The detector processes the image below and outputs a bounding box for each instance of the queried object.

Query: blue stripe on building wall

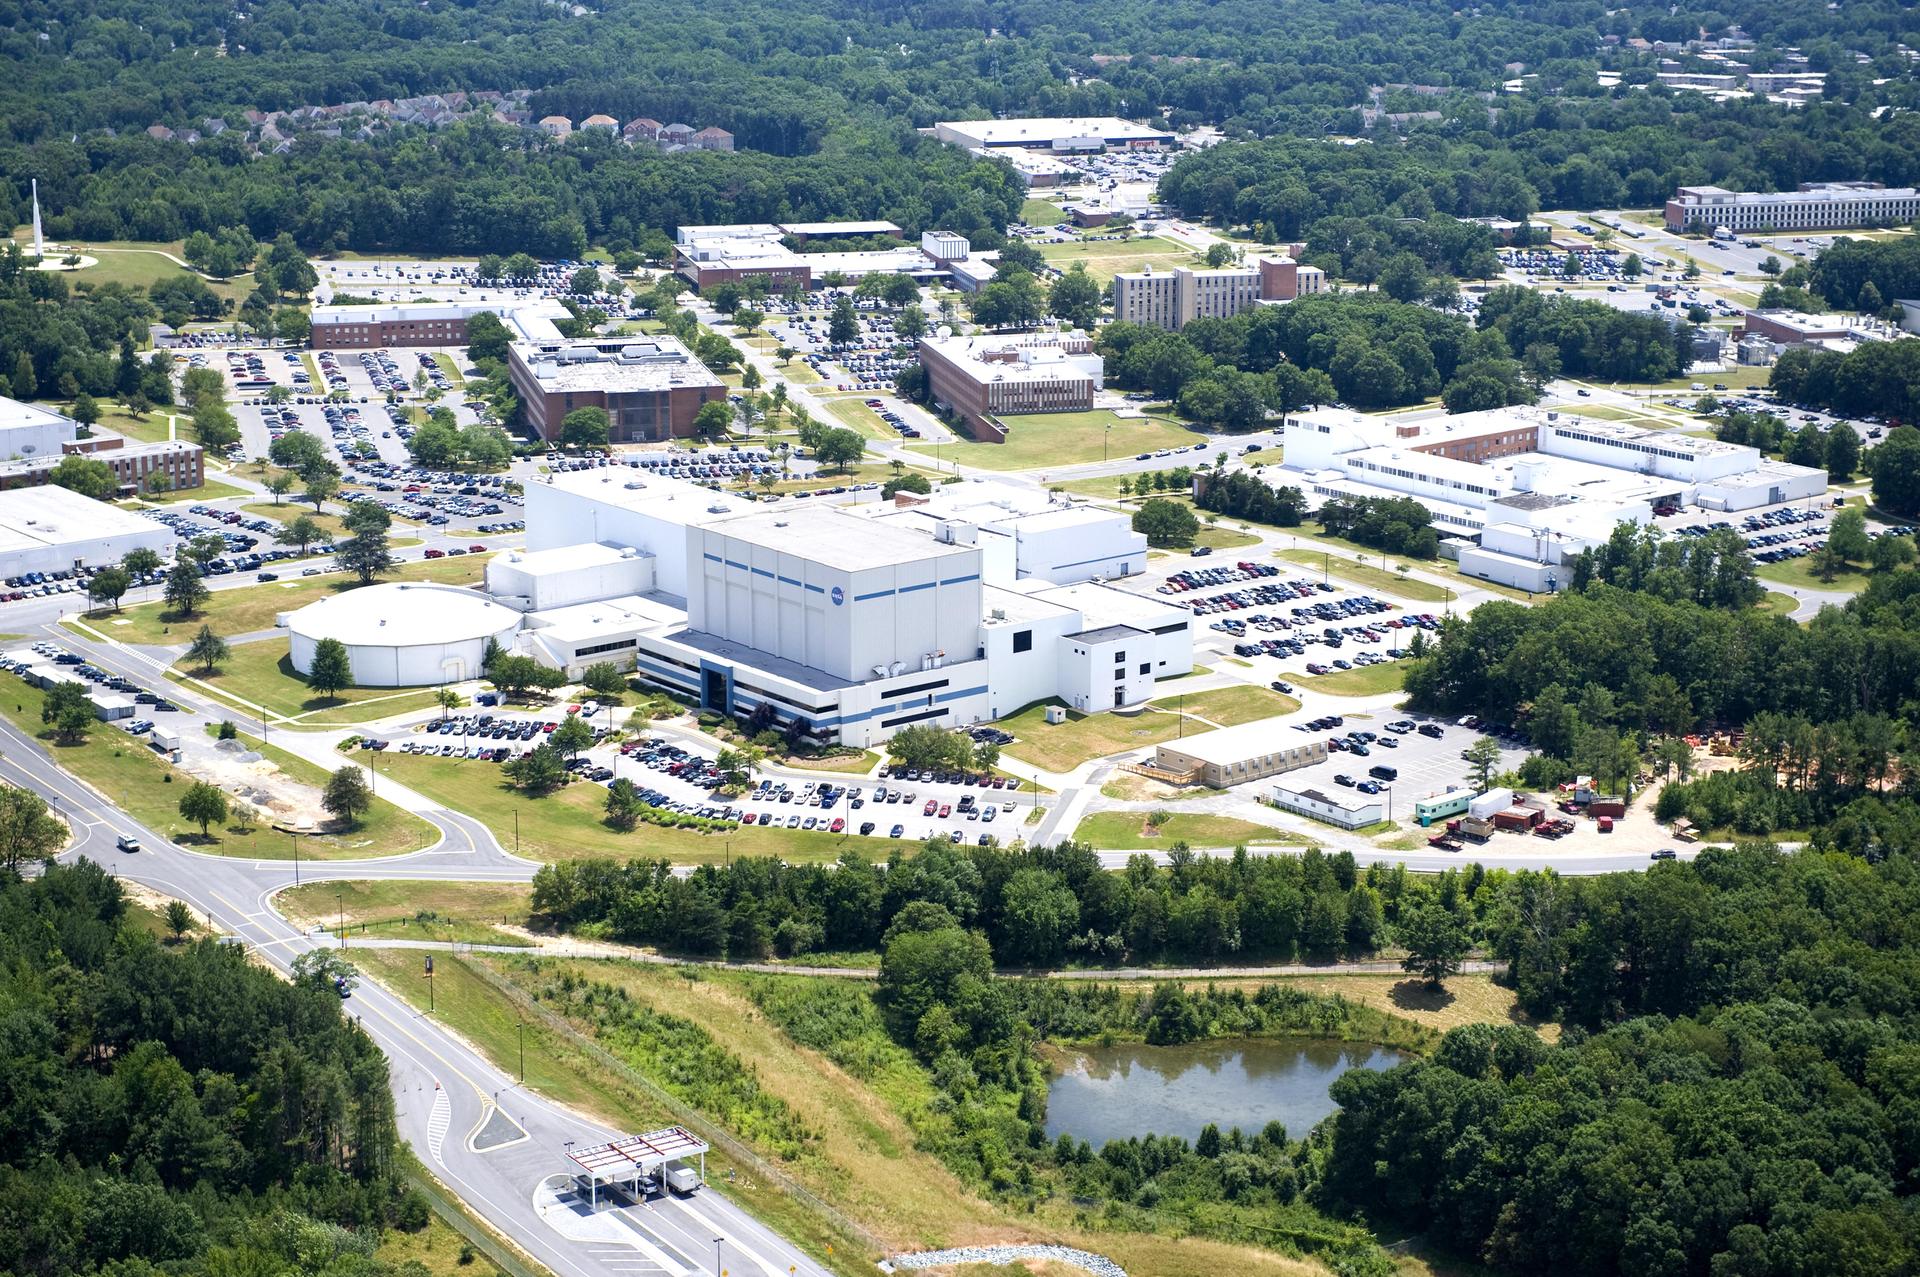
[777,575,801,587]
[804,583,825,595]
[702,553,722,564]
[897,581,935,594]
[750,567,774,579]
[940,573,980,586]
[854,588,893,601]
[725,559,748,571]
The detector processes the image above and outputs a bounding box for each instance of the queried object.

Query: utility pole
[518,1018,525,1083]
[425,953,434,1013]
[292,832,300,885]
[337,888,346,948]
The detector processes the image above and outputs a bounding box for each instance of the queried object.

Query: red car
[938,803,951,818]
[741,813,757,825]
[829,818,845,833]
[423,548,445,559]
[923,799,938,816]
[469,544,486,553]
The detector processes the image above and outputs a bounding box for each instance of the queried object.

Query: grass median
[1274,548,1454,603]
[1000,685,1298,773]
[1295,662,1408,697]
[175,636,449,725]
[1072,811,1309,851]
[279,879,534,945]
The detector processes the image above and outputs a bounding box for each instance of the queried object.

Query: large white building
[285,582,523,687]
[0,398,80,464]
[483,467,1190,745]
[1664,182,1920,232]
[0,486,172,578]
[931,117,1176,151]
[1268,406,1827,591]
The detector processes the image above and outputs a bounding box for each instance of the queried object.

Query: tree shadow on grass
[1388,978,1457,1016]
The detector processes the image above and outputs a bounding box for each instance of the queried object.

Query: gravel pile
[890,1245,1126,1277]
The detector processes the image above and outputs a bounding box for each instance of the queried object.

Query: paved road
[1,712,830,1277]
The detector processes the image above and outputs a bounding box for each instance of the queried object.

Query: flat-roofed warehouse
[1152,718,1328,789]
[932,116,1175,150]
[0,485,172,578]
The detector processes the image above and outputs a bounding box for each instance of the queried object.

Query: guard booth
[566,1127,710,1209]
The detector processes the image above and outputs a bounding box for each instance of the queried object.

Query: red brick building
[506,337,727,443]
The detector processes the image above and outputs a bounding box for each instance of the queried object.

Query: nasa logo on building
[830,585,845,606]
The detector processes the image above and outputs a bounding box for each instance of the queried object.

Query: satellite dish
[936,324,954,339]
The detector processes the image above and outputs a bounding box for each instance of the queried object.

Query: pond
[1043,1038,1407,1147]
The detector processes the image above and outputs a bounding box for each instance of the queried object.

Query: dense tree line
[1159,89,1920,237]
[0,246,173,407]
[1802,234,1920,312]
[1317,494,1441,559]
[0,861,422,1277]
[1566,522,1764,610]
[1475,285,1694,385]
[12,122,1024,260]
[530,841,1498,966]
[1769,340,1920,424]
[1097,292,1509,416]
[1322,842,1920,1276]
[1193,470,1309,528]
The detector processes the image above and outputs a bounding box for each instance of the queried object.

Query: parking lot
[361,709,1030,847]
[1269,712,1531,819]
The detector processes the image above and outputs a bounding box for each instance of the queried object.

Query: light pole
[517,1017,525,1083]
[336,887,346,948]
[292,832,301,885]
[513,808,520,854]
[714,1237,725,1277]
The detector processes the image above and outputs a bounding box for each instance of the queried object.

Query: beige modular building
[1152,718,1328,788]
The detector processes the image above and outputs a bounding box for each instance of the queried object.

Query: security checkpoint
[566,1127,710,1208]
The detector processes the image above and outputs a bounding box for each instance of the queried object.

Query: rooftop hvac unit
[991,607,1006,621]
[873,665,890,679]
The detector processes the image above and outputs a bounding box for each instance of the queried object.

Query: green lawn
[362,751,874,864]
[819,396,903,442]
[125,474,254,505]
[1072,810,1309,851]
[0,673,429,858]
[1280,523,1537,603]
[1275,548,1455,603]
[278,879,534,946]
[1150,683,1300,727]
[431,353,465,386]
[62,400,179,445]
[995,688,1293,774]
[1020,198,1068,225]
[16,238,255,308]
[1296,662,1408,697]
[74,554,491,645]
[908,410,1208,472]
[1035,235,1191,285]
[176,637,451,726]
[1759,591,1800,617]
[1755,556,1873,593]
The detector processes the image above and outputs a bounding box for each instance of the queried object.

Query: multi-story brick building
[916,332,1102,441]
[506,337,727,444]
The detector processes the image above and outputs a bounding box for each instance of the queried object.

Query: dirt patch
[174,736,330,828]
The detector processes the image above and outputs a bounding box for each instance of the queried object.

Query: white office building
[1266,406,1827,591]
[1665,182,1920,232]
[485,468,1191,745]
